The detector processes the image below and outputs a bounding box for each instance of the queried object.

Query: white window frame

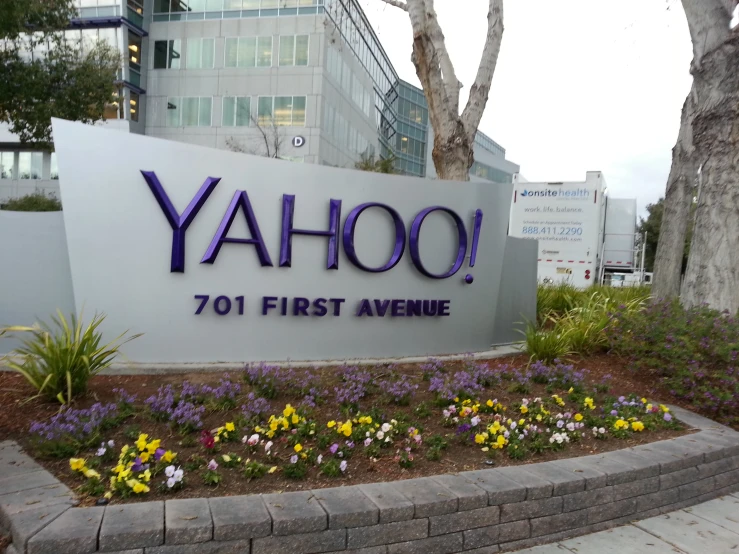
[279,34,309,66]
[166,96,213,127]
[186,38,215,69]
[222,96,252,127]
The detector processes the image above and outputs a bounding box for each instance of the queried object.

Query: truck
[508,171,639,288]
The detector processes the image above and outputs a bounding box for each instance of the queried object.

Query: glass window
[205,0,223,9]
[50,153,59,180]
[235,97,251,126]
[274,96,292,125]
[222,97,235,126]
[292,96,306,126]
[256,36,272,66]
[129,91,139,122]
[295,34,308,65]
[224,0,243,7]
[238,37,256,67]
[225,37,238,66]
[0,152,14,179]
[128,32,141,70]
[261,0,278,7]
[257,96,273,126]
[186,38,213,69]
[202,38,215,68]
[153,40,181,69]
[18,152,42,179]
[199,97,212,125]
[167,97,181,126]
[242,0,259,7]
[182,97,200,125]
[279,35,294,66]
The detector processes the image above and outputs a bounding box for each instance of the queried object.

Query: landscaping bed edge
[2,404,739,554]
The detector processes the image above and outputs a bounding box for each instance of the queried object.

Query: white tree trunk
[379,0,504,181]
[652,91,696,300]
[679,0,739,311]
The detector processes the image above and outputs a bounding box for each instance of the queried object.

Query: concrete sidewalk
[514,493,739,553]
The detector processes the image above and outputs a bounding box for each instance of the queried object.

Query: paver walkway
[514,493,739,553]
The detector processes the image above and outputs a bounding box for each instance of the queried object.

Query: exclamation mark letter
[465,209,483,284]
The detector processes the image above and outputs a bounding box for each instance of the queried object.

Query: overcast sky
[359,0,694,218]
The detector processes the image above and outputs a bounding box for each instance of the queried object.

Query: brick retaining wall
[2,405,739,554]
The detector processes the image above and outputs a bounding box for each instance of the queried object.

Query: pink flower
[207,459,218,471]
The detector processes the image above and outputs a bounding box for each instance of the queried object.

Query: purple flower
[556,420,565,428]
[290,455,298,464]
[154,448,166,462]
[610,410,618,416]
[329,443,339,454]
[207,459,218,471]
[363,438,372,447]
[664,413,672,422]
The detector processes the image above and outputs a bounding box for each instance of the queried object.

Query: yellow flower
[660,405,670,413]
[223,455,232,462]
[520,405,528,414]
[631,421,645,432]
[146,439,161,454]
[139,451,150,463]
[614,419,628,430]
[519,419,525,426]
[127,480,150,494]
[269,420,279,432]
[225,422,236,432]
[268,466,278,474]
[327,420,336,428]
[486,400,494,407]
[83,468,100,479]
[283,405,295,418]
[568,387,574,393]
[574,413,583,422]
[135,434,149,451]
[454,397,459,402]
[584,397,595,410]
[496,435,507,447]
[161,451,176,463]
[536,414,543,422]
[119,468,132,479]
[69,458,86,472]
[474,433,487,444]
[104,492,113,500]
[141,469,152,482]
[294,444,303,453]
[121,445,129,455]
[291,414,299,425]
[641,398,647,404]
[113,464,125,474]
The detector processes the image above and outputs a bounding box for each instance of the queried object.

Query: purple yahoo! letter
[141,170,221,273]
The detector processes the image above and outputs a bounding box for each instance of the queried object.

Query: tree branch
[377,0,408,11]
[680,0,732,65]
[461,0,503,139]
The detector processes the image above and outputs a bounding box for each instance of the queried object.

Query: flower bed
[9,357,688,504]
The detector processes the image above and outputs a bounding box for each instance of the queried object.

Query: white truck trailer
[509,171,607,288]
[509,172,640,288]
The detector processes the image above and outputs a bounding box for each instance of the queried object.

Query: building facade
[0,0,519,202]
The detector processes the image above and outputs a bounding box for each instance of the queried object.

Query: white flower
[518,434,524,441]
[247,434,259,446]
[442,410,450,418]
[384,437,391,443]
[265,441,273,452]
[96,447,107,457]
[317,454,323,465]
[167,478,176,488]
[107,440,115,448]
[376,431,385,440]
[471,416,481,427]
[340,460,348,473]
[509,421,517,430]
[381,423,392,433]
[566,422,575,432]
[599,427,606,434]
[165,465,176,478]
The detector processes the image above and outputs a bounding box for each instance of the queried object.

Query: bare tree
[674,0,739,311]
[378,0,504,181]
[225,116,285,158]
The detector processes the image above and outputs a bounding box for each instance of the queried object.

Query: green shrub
[521,319,574,363]
[2,311,141,404]
[609,300,739,425]
[0,191,62,211]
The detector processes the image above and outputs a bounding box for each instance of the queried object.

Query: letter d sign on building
[292,136,305,148]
